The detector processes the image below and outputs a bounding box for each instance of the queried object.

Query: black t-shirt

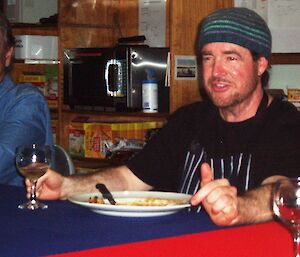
[127,98,300,194]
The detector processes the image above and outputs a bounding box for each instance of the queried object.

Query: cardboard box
[83,121,165,159]
[287,86,300,107]
[68,123,85,157]
[288,87,300,101]
[44,66,58,109]
[19,73,47,95]
[14,35,58,60]
[84,123,122,159]
[19,67,58,110]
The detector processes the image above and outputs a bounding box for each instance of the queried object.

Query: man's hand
[190,163,239,226]
[25,169,66,200]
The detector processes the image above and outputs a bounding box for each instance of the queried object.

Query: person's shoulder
[1,75,43,100]
[13,82,45,102]
[14,82,43,95]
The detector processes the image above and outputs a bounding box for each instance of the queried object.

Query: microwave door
[129,47,169,112]
[63,48,111,111]
[70,60,107,107]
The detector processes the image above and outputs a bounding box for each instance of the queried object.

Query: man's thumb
[200,163,212,186]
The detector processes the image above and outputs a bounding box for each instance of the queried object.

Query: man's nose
[212,59,226,77]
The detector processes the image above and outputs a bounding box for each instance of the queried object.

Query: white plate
[68,191,192,217]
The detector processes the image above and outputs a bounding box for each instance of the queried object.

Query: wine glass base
[18,201,48,210]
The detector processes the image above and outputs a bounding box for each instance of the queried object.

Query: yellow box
[19,74,46,83]
[84,123,119,159]
[83,121,164,159]
[288,87,300,101]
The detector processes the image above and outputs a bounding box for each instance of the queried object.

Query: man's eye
[202,56,212,62]
[227,56,237,61]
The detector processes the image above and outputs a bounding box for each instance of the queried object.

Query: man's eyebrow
[201,50,212,55]
[223,50,242,58]
[201,50,243,59]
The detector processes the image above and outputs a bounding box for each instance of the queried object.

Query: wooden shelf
[60,22,115,29]
[12,24,58,36]
[62,109,169,119]
[271,53,300,65]
[14,59,59,64]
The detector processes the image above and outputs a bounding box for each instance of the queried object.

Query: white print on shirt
[180,145,252,212]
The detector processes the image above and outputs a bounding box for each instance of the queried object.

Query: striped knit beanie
[198,7,272,59]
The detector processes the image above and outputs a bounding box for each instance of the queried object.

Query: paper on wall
[234,0,300,53]
[139,0,166,47]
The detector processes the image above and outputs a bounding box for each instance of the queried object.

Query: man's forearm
[235,183,274,225]
[61,165,152,198]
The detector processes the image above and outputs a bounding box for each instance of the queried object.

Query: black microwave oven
[63,46,170,112]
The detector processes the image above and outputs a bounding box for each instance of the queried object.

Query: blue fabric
[0,75,53,186]
[198,7,272,59]
[0,185,220,257]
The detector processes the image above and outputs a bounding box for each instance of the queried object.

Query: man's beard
[208,91,242,109]
[204,76,259,110]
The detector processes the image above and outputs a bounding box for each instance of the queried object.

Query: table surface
[0,184,293,257]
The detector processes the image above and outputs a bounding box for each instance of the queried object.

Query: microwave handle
[105,60,122,97]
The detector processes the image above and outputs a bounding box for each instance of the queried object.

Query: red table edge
[46,221,293,257]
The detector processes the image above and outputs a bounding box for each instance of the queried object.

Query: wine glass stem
[30,181,37,204]
[293,232,300,257]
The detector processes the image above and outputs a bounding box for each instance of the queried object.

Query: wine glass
[273,177,300,257]
[16,144,51,210]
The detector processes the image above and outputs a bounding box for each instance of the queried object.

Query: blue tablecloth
[0,184,219,257]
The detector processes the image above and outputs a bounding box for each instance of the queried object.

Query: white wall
[268,65,300,94]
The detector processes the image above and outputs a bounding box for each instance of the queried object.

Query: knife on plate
[96,183,116,205]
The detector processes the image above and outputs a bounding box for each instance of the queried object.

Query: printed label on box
[69,123,85,157]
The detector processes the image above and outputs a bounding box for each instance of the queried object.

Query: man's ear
[257,56,269,76]
[5,47,14,67]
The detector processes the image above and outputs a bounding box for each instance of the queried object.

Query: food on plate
[89,196,105,204]
[88,196,188,206]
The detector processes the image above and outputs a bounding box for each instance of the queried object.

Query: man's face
[0,32,13,82]
[201,42,266,111]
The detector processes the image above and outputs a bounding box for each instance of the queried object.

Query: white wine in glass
[273,178,300,257]
[16,144,51,210]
